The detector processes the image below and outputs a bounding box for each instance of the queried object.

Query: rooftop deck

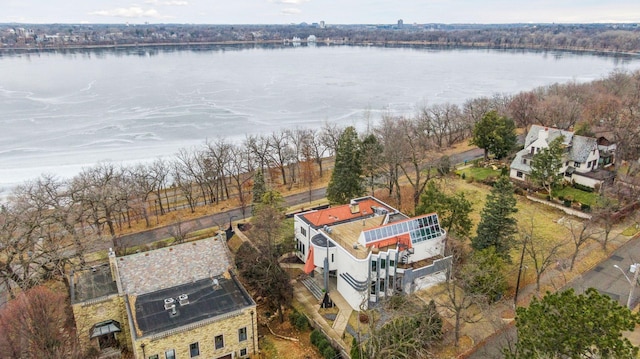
[132,273,254,337]
[72,264,118,303]
[327,216,386,259]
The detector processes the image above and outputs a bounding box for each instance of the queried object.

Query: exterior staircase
[300,276,324,301]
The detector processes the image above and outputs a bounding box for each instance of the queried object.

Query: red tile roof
[302,198,391,227]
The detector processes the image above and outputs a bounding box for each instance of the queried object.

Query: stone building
[71,236,257,359]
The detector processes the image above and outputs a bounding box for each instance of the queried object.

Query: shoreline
[2,40,639,57]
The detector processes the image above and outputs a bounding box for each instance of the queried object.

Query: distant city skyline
[2,0,640,25]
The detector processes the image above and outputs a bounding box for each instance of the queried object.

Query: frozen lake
[1,44,640,194]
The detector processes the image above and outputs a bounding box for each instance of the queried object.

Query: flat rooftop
[328,216,386,259]
[132,274,254,337]
[72,264,118,303]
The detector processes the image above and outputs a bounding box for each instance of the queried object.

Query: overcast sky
[3,0,640,25]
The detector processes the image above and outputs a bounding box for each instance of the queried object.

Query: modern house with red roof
[294,196,452,310]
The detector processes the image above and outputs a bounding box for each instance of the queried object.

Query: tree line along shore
[3,22,640,54]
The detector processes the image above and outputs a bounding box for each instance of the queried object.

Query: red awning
[304,246,315,274]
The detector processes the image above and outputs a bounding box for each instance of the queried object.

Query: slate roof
[525,125,573,148]
[117,237,231,295]
[510,150,530,172]
[513,126,598,174]
[569,135,597,163]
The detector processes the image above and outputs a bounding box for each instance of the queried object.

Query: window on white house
[371,260,377,272]
[300,227,306,236]
[516,171,523,178]
[575,162,581,168]
[588,161,592,168]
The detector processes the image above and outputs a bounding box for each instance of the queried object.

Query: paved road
[106,187,328,250]
[468,233,640,358]
[103,147,484,251]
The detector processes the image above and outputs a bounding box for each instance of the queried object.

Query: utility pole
[514,235,528,307]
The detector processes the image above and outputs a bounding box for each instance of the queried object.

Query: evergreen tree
[416,181,472,238]
[470,111,518,160]
[472,176,518,260]
[252,169,266,204]
[505,288,640,359]
[327,126,364,204]
[360,133,384,196]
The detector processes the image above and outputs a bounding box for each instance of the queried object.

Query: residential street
[468,231,640,358]
[102,147,485,252]
[104,187,328,251]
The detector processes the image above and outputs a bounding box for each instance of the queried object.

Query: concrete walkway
[291,276,351,355]
[327,280,353,337]
[525,195,592,219]
[280,262,352,354]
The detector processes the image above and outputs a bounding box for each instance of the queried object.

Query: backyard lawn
[552,186,598,206]
[455,166,502,182]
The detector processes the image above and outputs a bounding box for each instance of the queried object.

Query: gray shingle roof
[510,149,531,172]
[118,237,231,295]
[525,125,573,147]
[570,135,597,163]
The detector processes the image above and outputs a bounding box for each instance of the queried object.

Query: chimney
[108,248,123,294]
[538,127,549,141]
[349,199,360,214]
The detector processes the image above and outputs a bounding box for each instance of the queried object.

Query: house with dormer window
[294,196,452,310]
[510,125,615,189]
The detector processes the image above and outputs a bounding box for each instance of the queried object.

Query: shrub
[461,172,466,180]
[573,183,594,192]
[564,199,572,207]
[359,313,369,324]
[289,310,309,330]
[581,203,591,212]
[317,338,330,353]
[323,346,337,359]
[310,330,323,346]
[350,337,362,359]
[294,313,309,330]
[311,329,339,358]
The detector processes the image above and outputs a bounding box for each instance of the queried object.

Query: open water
[1,44,640,194]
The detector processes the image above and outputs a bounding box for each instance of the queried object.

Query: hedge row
[310,329,339,359]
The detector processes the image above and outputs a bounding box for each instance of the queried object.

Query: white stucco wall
[411,271,447,293]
